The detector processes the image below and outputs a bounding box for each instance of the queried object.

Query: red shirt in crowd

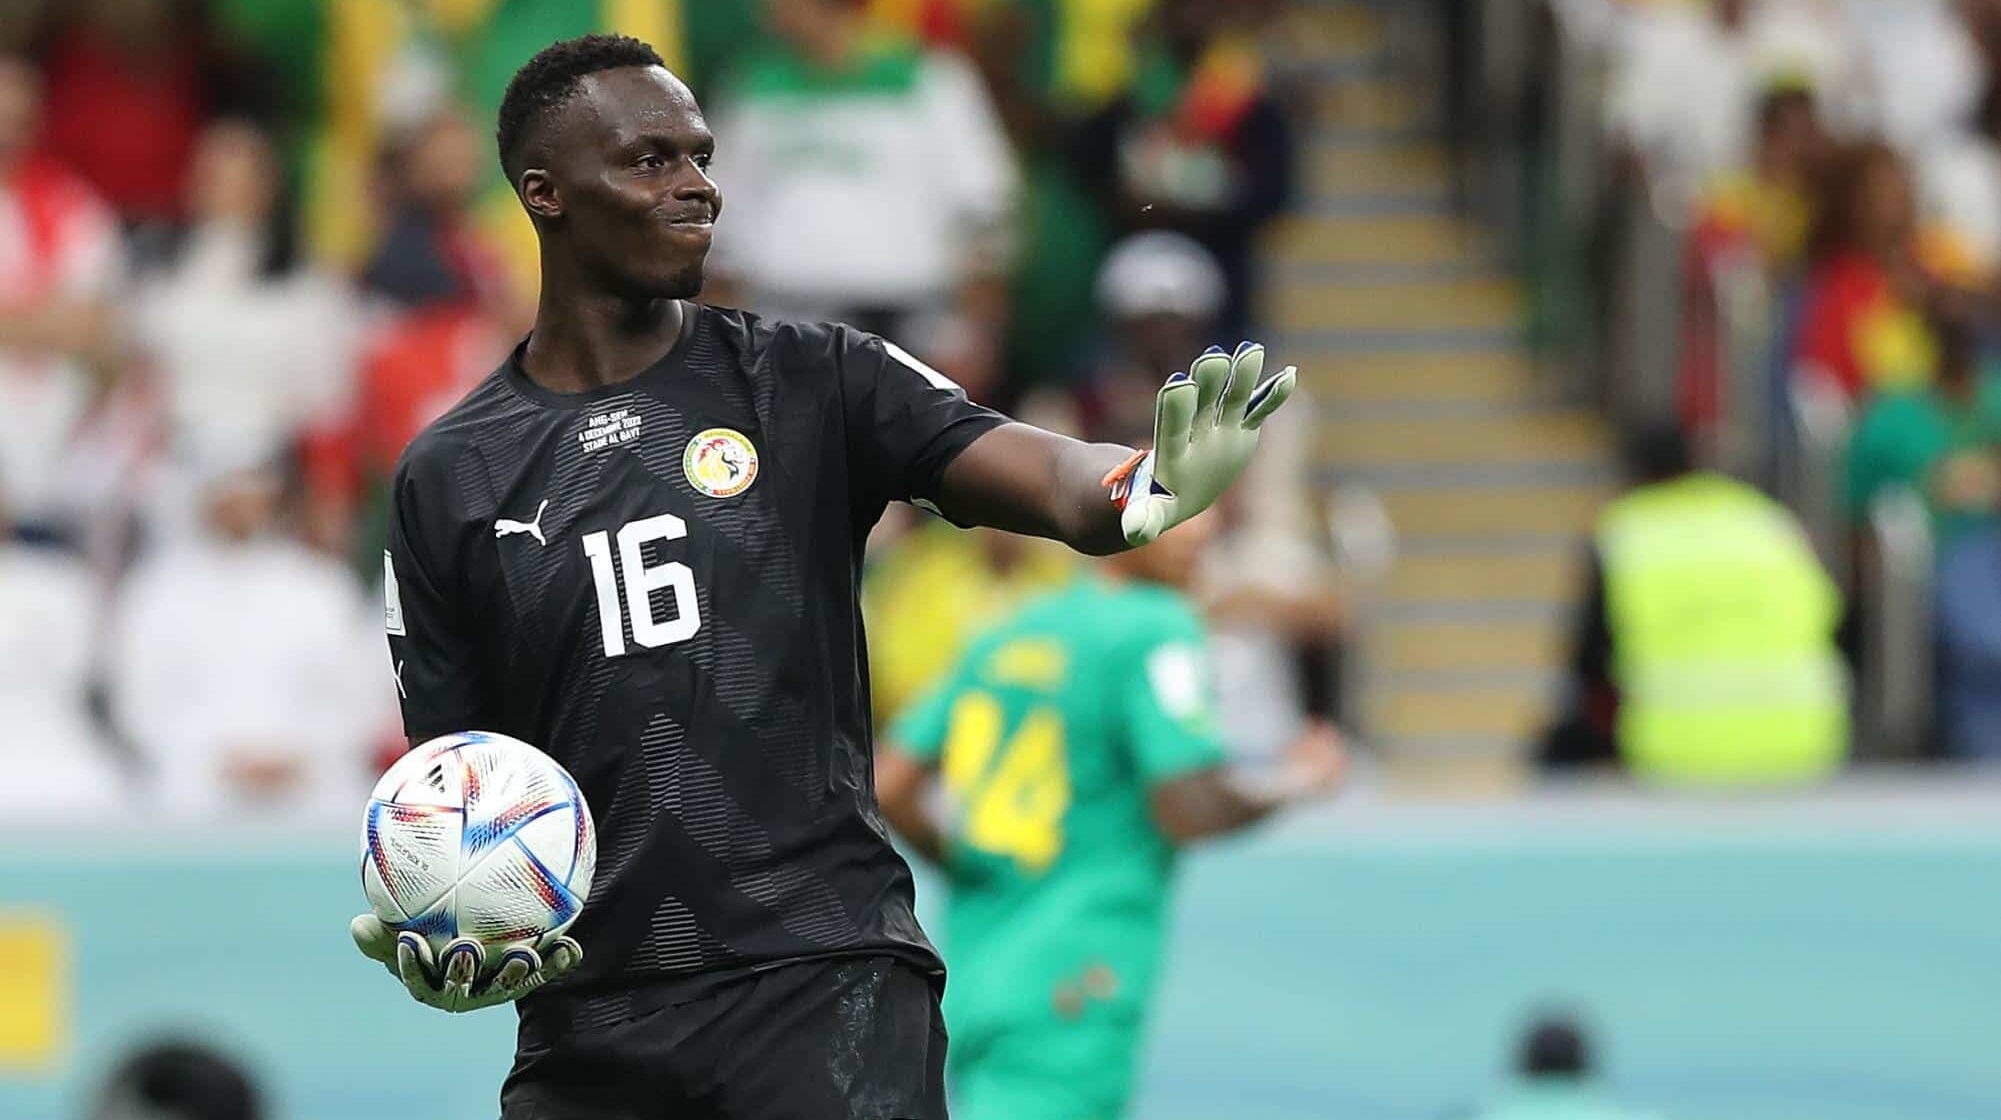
[1792,250,1896,402]
[37,27,205,223]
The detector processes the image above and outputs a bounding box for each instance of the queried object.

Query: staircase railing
[1711,249,1777,487]
[1857,486,1934,760]
[1778,374,1853,587]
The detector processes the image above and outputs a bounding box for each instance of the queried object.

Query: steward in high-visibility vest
[1596,470,1849,784]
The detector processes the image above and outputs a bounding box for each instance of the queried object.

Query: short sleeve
[842,330,1006,510]
[887,670,961,766]
[1120,606,1229,785]
[384,452,487,741]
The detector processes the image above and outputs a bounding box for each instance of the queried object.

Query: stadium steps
[1266,1,1615,791]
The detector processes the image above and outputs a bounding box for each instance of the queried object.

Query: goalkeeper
[877,504,1345,1120]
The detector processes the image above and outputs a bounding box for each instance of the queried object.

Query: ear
[519,168,562,221]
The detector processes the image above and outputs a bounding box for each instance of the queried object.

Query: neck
[523,263,690,394]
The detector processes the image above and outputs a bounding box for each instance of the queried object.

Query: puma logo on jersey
[495,499,550,546]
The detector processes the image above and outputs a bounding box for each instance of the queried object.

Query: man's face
[1759,97,1822,179]
[766,0,830,48]
[526,66,722,300]
[1119,311,1212,380]
[201,470,281,543]
[406,110,482,211]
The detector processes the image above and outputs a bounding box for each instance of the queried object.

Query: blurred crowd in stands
[0,0,1330,822]
[1522,0,2001,771]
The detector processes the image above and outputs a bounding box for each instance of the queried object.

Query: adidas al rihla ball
[360,731,597,958]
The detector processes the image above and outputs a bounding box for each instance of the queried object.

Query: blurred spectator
[361,106,515,320]
[1933,520,2001,761]
[1691,82,1825,280]
[86,1038,263,1120]
[35,0,272,234]
[1845,297,2001,541]
[1792,141,1936,403]
[1604,0,1861,212]
[1086,230,1342,758]
[0,489,125,819]
[959,0,1158,394]
[108,452,392,822]
[301,106,516,564]
[1918,11,2001,279]
[1085,230,1230,437]
[1842,0,1986,152]
[1542,424,1848,785]
[0,52,124,546]
[1679,81,1825,435]
[129,118,360,543]
[1463,1014,1660,1120]
[1076,0,1297,342]
[709,0,1019,394]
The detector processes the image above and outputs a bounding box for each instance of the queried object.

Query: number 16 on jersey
[581,513,701,656]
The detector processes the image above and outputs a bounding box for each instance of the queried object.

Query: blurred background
[2,0,2000,1117]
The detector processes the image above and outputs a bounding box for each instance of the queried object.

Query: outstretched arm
[935,424,1138,556]
[935,342,1297,555]
[875,745,948,866]
[1149,721,1346,844]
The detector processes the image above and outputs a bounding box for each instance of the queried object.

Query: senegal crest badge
[683,428,759,498]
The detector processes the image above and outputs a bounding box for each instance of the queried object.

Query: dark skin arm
[1147,769,1285,844]
[875,723,1344,860]
[1148,721,1345,844]
[934,423,1139,557]
[875,746,947,865]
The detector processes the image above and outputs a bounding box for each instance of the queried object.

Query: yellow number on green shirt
[940,691,1071,873]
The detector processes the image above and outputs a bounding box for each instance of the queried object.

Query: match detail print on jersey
[682,427,759,498]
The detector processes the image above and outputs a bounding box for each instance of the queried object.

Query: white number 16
[582,514,701,656]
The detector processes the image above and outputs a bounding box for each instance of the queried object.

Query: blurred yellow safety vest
[1596,472,1849,785]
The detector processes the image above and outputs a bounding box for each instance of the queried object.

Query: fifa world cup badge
[683,428,759,498]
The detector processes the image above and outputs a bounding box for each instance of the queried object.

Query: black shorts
[500,955,949,1120]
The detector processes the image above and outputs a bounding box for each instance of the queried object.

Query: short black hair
[93,1040,263,1120]
[1622,421,1692,483]
[1518,1015,1592,1080]
[496,34,665,181]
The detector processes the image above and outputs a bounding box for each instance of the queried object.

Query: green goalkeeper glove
[1103,341,1298,546]
[349,914,582,1014]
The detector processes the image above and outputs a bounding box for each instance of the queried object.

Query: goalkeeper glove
[1103,341,1298,546]
[349,914,582,1014]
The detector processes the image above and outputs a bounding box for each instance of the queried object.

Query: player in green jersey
[876,510,1346,1120]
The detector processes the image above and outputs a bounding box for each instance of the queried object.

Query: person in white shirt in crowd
[1843,0,1985,153]
[129,118,361,545]
[708,0,1018,395]
[1604,0,1865,214]
[0,51,126,547]
[1091,231,1342,761]
[1917,1,2001,275]
[0,484,126,819]
[108,448,394,823]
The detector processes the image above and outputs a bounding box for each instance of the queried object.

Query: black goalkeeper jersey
[382,303,1003,1000]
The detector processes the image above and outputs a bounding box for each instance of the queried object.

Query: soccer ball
[360,731,597,960]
